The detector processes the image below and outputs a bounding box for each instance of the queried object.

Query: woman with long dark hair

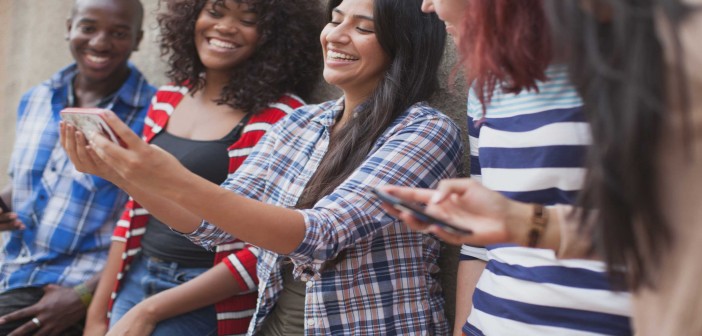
[386,0,632,335]
[75,0,321,335]
[63,0,462,334]
[390,0,702,334]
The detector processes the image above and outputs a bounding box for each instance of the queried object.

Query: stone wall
[0,0,467,329]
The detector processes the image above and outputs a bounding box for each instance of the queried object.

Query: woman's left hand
[87,110,186,193]
[105,305,157,336]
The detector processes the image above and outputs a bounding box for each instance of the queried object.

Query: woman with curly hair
[78,0,322,335]
[64,0,459,334]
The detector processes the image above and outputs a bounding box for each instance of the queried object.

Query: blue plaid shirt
[186,98,464,335]
[1,63,155,291]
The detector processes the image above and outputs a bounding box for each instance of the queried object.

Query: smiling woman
[61,0,462,335]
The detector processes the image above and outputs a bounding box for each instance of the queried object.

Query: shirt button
[307,318,315,326]
[306,281,313,288]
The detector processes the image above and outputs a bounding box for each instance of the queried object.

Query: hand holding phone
[372,188,473,235]
[60,108,121,144]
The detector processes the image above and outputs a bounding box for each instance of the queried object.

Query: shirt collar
[312,96,370,128]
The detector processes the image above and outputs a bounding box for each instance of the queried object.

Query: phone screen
[372,188,472,235]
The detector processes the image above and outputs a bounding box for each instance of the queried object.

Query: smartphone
[0,197,10,213]
[60,108,121,144]
[372,188,472,235]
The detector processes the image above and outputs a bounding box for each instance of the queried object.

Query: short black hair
[71,0,145,31]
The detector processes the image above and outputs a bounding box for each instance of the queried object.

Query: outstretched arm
[380,179,595,259]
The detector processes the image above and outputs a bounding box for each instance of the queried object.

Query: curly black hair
[157,0,323,114]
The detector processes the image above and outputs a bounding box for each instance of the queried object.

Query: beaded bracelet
[527,204,549,248]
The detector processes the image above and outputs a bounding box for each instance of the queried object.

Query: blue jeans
[110,255,217,336]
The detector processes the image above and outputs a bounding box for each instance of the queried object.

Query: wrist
[505,200,536,246]
[73,283,93,308]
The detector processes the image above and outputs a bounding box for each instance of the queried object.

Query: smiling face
[420,0,468,37]
[194,0,260,74]
[67,0,143,84]
[321,0,391,98]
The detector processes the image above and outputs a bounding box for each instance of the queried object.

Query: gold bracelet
[73,283,93,307]
[527,204,549,248]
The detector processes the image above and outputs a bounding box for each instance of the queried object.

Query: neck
[201,70,230,102]
[73,67,130,107]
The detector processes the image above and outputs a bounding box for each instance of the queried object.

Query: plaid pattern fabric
[109,85,303,336]
[186,98,464,335]
[1,63,155,290]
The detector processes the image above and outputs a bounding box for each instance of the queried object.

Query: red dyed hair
[459,0,552,110]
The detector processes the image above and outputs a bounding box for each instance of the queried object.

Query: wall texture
[0,0,467,329]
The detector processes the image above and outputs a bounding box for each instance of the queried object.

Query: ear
[133,29,144,51]
[66,18,73,40]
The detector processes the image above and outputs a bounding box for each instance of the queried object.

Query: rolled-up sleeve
[288,115,464,274]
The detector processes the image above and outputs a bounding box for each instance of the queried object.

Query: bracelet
[527,204,549,248]
[73,283,93,307]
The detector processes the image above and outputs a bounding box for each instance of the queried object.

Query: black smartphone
[0,197,10,213]
[372,188,472,235]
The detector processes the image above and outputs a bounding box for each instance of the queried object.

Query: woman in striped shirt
[385,1,632,335]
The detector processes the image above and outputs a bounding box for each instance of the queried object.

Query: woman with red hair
[385,0,633,335]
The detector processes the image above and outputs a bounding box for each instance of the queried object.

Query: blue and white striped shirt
[1,63,155,290]
[461,66,632,336]
[186,98,464,335]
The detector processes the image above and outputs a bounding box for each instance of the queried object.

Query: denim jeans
[109,255,217,336]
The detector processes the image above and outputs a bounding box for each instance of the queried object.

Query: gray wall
[0,0,467,329]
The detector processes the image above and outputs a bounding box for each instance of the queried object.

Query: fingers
[397,210,432,232]
[431,178,475,204]
[426,225,473,246]
[381,185,435,204]
[7,319,42,336]
[0,217,25,231]
[0,304,39,326]
[100,110,142,148]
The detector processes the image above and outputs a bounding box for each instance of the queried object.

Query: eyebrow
[333,8,374,22]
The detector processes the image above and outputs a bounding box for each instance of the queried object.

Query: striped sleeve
[218,241,260,294]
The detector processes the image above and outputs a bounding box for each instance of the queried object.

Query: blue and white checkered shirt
[186,98,464,335]
[1,63,155,291]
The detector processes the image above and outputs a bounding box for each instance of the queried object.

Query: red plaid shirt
[108,85,303,335]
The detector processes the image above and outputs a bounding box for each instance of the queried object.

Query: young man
[0,0,155,334]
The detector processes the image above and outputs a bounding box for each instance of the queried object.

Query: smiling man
[0,0,155,335]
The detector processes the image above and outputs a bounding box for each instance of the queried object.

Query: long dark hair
[157,0,322,114]
[545,0,691,289]
[296,0,447,209]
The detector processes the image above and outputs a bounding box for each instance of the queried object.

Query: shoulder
[395,102,462,136]
[250,93,306,125]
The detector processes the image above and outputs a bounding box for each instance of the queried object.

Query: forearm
[453,259,486,336]
[167,172,306,254]
[136,262,242,322]
[116,179,204,235]
[87,242,124,323]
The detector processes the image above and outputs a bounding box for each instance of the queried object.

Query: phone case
[60,108,120,144]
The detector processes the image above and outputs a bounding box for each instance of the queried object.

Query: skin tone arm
[453,260,485,336]
[106,262,242,336]
[0,184,24,231]
[380,179,595,259]
[83,242,125,336]
[61,113,307,255]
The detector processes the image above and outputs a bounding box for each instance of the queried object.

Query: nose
[324,23,351,45]
[421,0,435,13]
[214,21,239,35]
[88,31,110,51]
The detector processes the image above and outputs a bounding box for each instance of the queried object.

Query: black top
[141,118,248,268]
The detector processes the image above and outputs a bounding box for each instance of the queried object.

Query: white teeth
[86,55,109,64]
[209,38,237,49]
[327,50,358,61]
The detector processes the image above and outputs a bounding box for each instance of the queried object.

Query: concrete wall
[0,0,467,329]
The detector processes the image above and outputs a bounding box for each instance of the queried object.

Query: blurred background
[0,0,467,327]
